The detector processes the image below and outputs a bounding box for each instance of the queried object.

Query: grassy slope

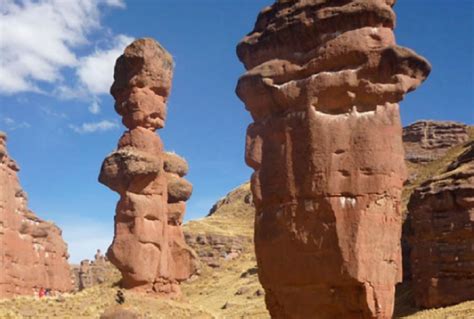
[0,128,472,318]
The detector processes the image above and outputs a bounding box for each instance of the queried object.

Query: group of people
[37,287,52,298]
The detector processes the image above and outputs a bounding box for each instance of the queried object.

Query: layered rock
[404,120,469,163]
[236,1,430,318]
[99,38,197,296]
[409,141,474,308]
[0,132,72,298]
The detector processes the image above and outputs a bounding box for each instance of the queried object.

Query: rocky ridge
[403,120,469,164]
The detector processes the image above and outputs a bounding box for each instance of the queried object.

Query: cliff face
[236,0,430,318]
[0,132,72,298]
[403,120,469,164]
[409,140,474,308]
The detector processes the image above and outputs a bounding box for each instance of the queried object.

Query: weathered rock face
[409,141,474,308]
[404,120,469,163]
[0,132,72,298]
[99,38,197,296]
[236,1,431,318]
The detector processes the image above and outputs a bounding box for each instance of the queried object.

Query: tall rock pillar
[236,1,431,318]
[99,38,197,296]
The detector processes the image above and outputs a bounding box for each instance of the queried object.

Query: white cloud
[77,34,134,96]
[0,0,127,95]
[1,116,31,130]
[69,120,118,134]
[88,99,101,114]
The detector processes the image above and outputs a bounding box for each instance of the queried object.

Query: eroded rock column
[99,38,197,296]
[236,1,431,318]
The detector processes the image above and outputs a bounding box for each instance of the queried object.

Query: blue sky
[1,0,472,263]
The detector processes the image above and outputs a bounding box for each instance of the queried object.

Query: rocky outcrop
[0,132,72,298]
[99,38,197,296]
[236,1,430,318]
[409,141,474,308]
[71,250,119,291]
[404,121,469,163]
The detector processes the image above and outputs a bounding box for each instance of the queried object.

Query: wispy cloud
[1,116,31,130]
[88,99,101,114]
[40,106,68,119]
[69,120,119,134]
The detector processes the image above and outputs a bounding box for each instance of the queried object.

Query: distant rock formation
[409,141,474,308]
[404,121,469,163]
[236,1,430,318]
[99,38,197,296]
[71,249,119,291]
[0,132,72,298]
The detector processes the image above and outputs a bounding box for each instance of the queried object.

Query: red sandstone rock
[409,141,474,308]
[403,120,469,163]
[0,132,72,298]
[99,38,197,296]
[236,1,431,318]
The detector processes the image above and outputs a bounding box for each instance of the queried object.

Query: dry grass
[183,182,254,238]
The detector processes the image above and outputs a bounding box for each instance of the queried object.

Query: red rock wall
[0,132,72,298]
[236,1,430,318]
[409,141,474,308]
[99,38,197,296]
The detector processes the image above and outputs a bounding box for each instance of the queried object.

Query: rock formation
[409,140,474,308]
[0,132,72,298]
[71,249,119,291]
[404,120,469,163]
[236,1,431,318]
[99,38,197,296]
